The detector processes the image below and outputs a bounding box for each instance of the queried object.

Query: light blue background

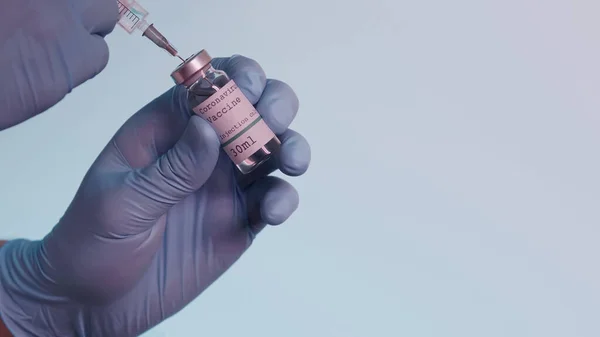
[1,0,599,336]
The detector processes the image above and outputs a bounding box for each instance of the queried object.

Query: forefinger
[78,0,119,36]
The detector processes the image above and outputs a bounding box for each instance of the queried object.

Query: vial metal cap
[170,50,213,86]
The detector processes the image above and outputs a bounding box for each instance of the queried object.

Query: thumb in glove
[39,94,221,303]
[123,114,221,227]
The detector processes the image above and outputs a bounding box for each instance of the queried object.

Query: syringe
[116,0,184,61]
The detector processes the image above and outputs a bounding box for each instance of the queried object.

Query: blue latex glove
[0,55,311,336]
[0,0,117,130]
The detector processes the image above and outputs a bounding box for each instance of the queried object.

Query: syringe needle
[142,24,179,57]
[204,77,220,91]
[177,55,184,62]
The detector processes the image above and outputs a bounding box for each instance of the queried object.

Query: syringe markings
[116,1,140,26]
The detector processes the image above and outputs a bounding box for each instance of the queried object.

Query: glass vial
[171,50,281,174]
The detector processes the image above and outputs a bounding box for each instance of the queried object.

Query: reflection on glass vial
[171,50,280,174]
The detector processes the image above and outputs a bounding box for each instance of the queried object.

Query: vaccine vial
[171,50,281,174]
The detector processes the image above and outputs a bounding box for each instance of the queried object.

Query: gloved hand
[0,0,117,130]
[0,55,311,337]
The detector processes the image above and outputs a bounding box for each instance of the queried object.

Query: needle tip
[177,55,184,61]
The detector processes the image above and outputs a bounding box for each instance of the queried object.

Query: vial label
[192,80,276,165]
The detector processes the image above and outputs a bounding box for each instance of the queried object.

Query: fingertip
[94,36,110,75]
[75,35,110,86]
[278,130,311,177]
[256,79,299,134]
[81,0,119,37]
[270,80,300,113]
[260,179,299,226]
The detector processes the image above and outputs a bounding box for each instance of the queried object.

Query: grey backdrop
[1,0,599,336]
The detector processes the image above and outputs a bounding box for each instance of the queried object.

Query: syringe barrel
[116,0,148,34]
[137,20,149,32]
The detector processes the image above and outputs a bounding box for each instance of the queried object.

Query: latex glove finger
[1,32,111,130]
[76,0,119,36]
[236,128,311,187]
[0,0,118,130]
[255,79,299,135]
[109,86,190,170]
[35,89,209,300]
[277,129,311,176]
[211,55,267,104]
[245,176,300,237]
[39,114,220,298]
[125,115,220,223]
